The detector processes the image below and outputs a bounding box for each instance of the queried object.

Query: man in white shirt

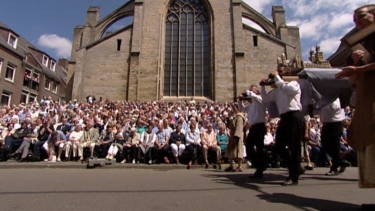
[320,97,349,176]
[239,85,267,178]
[261,71,304,186]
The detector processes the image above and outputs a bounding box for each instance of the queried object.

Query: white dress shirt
[264,132,274,146]
[320,98,345,123]
[261,75,302,115]
[140,131,156,144]
[238,90,266,125]
[185,131,201,146]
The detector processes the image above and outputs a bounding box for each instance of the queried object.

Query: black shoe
[304,165,314,171]
[325,171,339,176]
[17,158,26,162]
[250,171,263,179]
[9,152,20,157]
[224,166,235,172]
[338,160,351,173]
[281,179,298,186]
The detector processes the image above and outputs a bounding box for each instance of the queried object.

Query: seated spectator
[9,122,38,161]
[0,123,15,148]
[67,124,84,161]
[217,123,229,159]
[307,118,325,167]
[99,125,115,158]
[56,117,72,137]
[139,124,156,164]
[106,133,124,161]
[46,130,66,162]
[263,123,277,167]
[169,124,186,164]
[122,127,140,164]
[185,123,202,169]
[154,123,170,164]
[4,121,29,159]
[35,119,54,158]
[202,123,221,168]
[78,121,99,159]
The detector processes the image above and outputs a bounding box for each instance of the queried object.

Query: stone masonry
[68,0,302,102]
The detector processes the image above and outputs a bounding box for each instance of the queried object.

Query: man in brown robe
[336,4,375,210]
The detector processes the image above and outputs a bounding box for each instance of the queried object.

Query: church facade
[68,0,301,102]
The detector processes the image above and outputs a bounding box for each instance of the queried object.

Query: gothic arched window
[164,0,211,98]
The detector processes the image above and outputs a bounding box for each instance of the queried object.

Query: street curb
[0,161,219,170]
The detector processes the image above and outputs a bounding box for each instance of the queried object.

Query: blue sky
[0,0,372,61]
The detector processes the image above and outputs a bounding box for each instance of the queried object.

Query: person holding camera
[34,119,55,159]
[260,71,304,186]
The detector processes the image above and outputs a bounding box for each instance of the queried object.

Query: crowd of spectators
[0,95,356,169]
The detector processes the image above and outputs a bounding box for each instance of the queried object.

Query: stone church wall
[74,28,132,101]
[242,28,285,90]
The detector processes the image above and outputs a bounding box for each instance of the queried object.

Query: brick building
[69,0,302,102]
[0,22,67,106]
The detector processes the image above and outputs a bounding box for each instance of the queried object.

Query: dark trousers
[186,144,202,162]
[321,122,343,172]
[246,123,267,173]
[276,111,304,182]
[123,145,140,161]
[4,136,24,158]
[154,145,170,162]
[5,136,23,151]
[34,140,47,156]
[100,143,111,158]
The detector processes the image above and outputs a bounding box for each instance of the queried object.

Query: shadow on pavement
[203,173,361,211]
[257,193,360,211]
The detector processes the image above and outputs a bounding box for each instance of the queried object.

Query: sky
[0,0,372,61]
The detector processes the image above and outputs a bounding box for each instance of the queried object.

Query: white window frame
[0,59,3,78]
[50,60,56,71]
[21,91,28,104]
[1,91,12,106]
[52,82,58,93]
[5,64,16,82]
[7,33,18,48]
[45,77,51,90]
[29,93,37,103]
[42,55,49,67]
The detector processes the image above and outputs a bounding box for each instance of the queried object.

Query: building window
[29,94,37,103]
[42,55,49,66]
[20,91,36,104]
[23,68,32,87]
[52,82,58,93]
[45,77,50,90]
[164,0,212,98]
[253,36,258,47]
[8,33,18,48]
[21,91,28,104]
[50,60,56,71]
[1,91,11,106]
[32,72,40,91]
[5,64,16,82]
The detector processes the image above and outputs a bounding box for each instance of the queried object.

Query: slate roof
[0,21,65,83]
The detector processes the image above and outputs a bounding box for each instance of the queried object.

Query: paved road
[0,167,373,211]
